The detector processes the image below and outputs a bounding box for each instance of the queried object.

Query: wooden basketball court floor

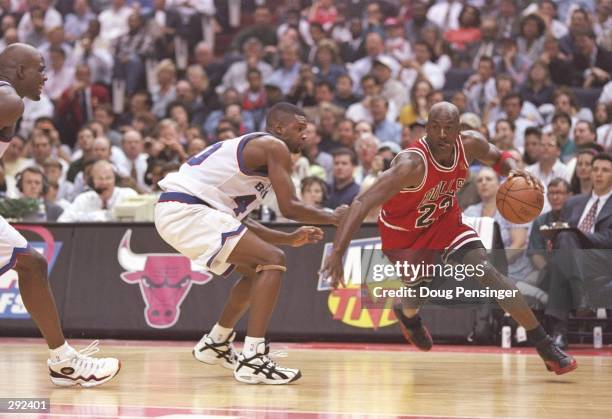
[1,338,611,418]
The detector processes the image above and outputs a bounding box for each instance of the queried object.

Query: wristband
[492,151,515,175]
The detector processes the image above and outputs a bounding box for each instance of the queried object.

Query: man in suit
[572,30,612,88]
[54,64,110,148]
[547,153,612,348]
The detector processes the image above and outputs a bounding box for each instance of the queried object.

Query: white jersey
[158,132,273,220]
[0,81,16,158]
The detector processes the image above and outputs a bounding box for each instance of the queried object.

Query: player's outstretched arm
[462,130,543,191]
[266,140,344,225]
[243,217,324,247]
[320,153,425,288]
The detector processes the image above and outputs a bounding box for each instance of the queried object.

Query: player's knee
[265,247,286,267]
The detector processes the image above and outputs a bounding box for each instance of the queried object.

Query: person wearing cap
[372,55,408,112]
[383,17,412,62]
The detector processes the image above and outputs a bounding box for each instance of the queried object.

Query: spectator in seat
[16,166,63,221]
[552,112,576,163]
[325,147,359,209]
[520,60,555,108]
[526,178,572,307]
[526,129,571,211]
[300,176,328,208]
[569,147,600,195]
[55,64,110,148]
[58,160,137,222]
[571,30,612,88]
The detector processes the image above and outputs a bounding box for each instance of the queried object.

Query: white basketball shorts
[154,200,247,277]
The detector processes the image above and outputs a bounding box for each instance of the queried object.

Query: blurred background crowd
[0,0,608,226]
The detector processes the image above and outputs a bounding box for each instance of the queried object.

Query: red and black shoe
[536,336,578,375]
[392,305,433,351]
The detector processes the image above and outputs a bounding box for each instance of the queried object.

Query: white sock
[49,341,75,362]
[243,336,265,358]
[209,323,233,343]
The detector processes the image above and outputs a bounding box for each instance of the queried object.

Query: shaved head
[425,101,461,160]
[0,42,46,100]
[0,43,41,69]
[428,101,460,123]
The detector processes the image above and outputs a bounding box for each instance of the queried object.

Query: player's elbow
[278,201,298,220]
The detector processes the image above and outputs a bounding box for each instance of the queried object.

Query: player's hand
[508,169,544,193]
[332,204,349,227]
[289,226,324,247]
[319,251,346,289]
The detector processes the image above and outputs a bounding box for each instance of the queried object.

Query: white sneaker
[193,331,238,369]
[48,341,121,388]
[233,341,301,385]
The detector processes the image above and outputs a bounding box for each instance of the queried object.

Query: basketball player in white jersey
[155,102,346,384]
[0,44,120,387]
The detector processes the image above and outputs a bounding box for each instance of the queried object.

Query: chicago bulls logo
[118,230,213,329]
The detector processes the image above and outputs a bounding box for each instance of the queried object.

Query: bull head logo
[118,230,212,328]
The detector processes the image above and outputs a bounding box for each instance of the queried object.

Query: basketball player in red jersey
[0,43,120,386]
[321,102,576,375]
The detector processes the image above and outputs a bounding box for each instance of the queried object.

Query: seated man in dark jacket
[546,153,612,348]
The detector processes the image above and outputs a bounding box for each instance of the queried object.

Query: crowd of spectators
[0,0,610,345]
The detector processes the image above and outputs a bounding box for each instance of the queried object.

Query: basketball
[496,176,544,224]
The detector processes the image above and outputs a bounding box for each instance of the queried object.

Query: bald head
[429,102,460,123]
[0,42,46,100]
[425,102,461,150]
[0,43,40,67]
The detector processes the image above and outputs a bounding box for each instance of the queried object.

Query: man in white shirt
[399,41,445,91]
[117,129,149,192]
[218,37,273,95]
[17,0,63,44]
[426,0,462,30]
[58,160,137,222]
[97,0,132,47]
[526,131,571,212]
[43,47,75,101]
[348,32,386,94]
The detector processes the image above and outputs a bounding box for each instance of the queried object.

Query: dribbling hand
[508,169,544,194]
[289,226,324,247]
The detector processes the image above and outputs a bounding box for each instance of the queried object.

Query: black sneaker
[393,305,433,351]
[234,341,301,385]
[536,336,577,375]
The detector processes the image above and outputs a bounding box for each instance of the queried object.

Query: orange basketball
[496,176,544,224]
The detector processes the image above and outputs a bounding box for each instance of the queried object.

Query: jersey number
[187,142,223,166]
[233,195,257,216]
[415,196,453,228]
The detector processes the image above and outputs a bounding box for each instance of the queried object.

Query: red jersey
[379,136,471,248]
